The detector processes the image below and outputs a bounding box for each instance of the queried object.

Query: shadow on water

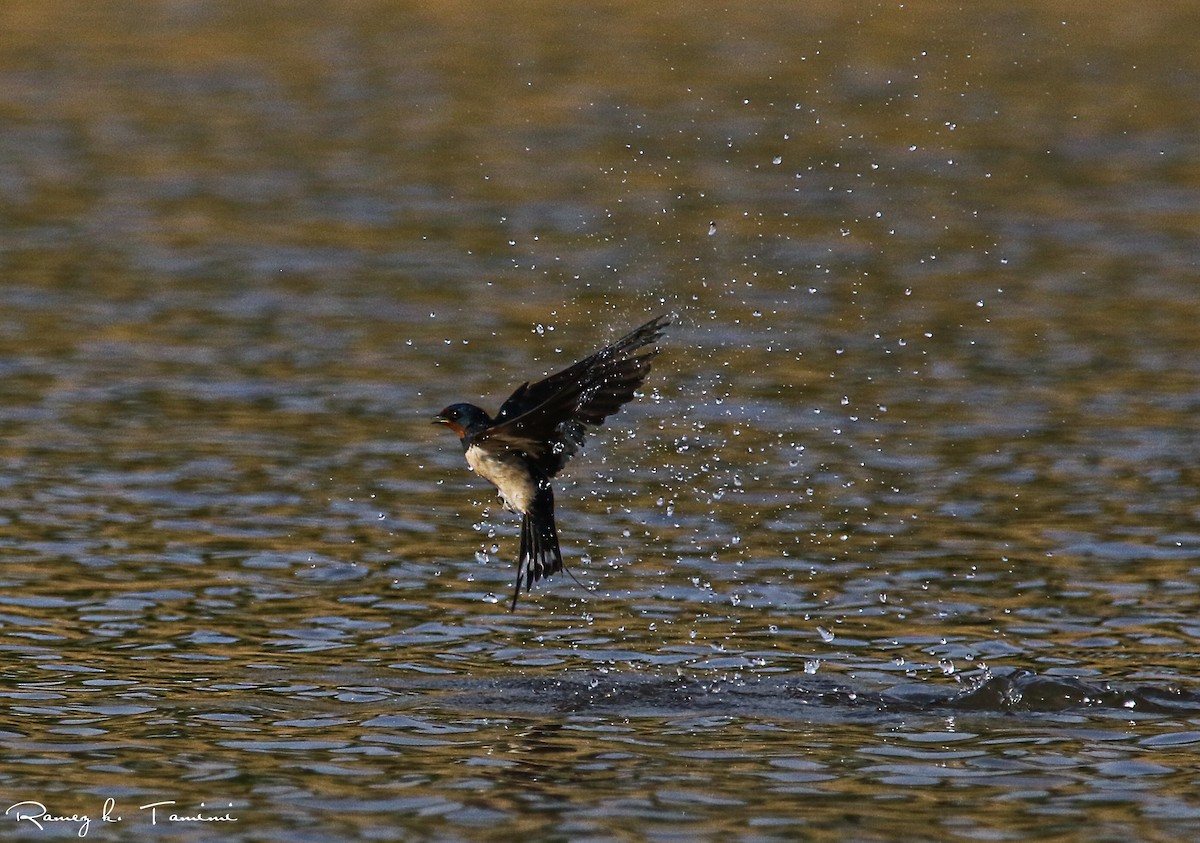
[402,667,1200,722]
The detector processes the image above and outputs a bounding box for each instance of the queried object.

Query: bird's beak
[432,414,465,437]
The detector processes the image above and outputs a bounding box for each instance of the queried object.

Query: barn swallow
[433,315,669,609]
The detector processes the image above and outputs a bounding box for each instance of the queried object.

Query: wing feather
[479,315,668,475]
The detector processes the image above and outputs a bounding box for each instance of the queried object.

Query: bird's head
[432,403,492,440]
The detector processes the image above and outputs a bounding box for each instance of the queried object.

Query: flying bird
[433,315,669,609]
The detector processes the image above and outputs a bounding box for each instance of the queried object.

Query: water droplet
[817,626,835,643]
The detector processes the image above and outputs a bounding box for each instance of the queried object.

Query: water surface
[2,2,1200,841]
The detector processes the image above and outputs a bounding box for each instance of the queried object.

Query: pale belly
[464,444,538,514]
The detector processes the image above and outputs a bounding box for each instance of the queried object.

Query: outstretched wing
[479,315,669,476]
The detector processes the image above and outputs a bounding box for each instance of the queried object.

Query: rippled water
[2,2,1200,841]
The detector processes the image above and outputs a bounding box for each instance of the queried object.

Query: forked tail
[513,482,564,610]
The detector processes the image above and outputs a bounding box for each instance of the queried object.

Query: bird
[433,314,669,609]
